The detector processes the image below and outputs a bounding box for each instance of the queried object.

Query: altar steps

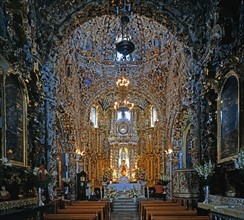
[112,197,138,212]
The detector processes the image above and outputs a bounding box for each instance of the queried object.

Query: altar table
[108,183,141,191]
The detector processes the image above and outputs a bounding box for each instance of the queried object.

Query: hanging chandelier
[116,74,130,88]
[114,75,134,110]
[114,99,134,110]
[115,15,135,57]
[111,0,135,58]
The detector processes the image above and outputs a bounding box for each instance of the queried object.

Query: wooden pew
[44,213,98,220]
[143,206,189,220]
[151,216,210,220]
[140,202,181,220]
[145,209,197,220]
[58,208,104,220]
[58,204,106,220]
[71,200,109,209]
[139,200,177,216]
[70,200,109,218]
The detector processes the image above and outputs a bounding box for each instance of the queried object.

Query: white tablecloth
[108,183,141,191]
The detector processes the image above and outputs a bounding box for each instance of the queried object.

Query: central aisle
[110,197,141,219]
[110,211,139,220]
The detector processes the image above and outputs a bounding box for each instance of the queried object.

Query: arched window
[151,106,157,127]
[90,106,98,128]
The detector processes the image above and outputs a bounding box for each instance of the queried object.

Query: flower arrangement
[136,168,146,181]
[194,160,215,185]
[128,186,141,198]
[32,164,51,188]
[233,149,244,169]
[0,158,12,167]
[161,174,170,186]
[62,177,71,187]
[106,186,119,198]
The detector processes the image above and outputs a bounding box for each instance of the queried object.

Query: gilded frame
[217,71,240,163]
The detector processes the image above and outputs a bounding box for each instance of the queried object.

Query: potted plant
[194,160,215,204]
[161,174,170,186]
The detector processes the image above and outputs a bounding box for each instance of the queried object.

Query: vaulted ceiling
[2,0,242,161]
[37,0,208,133]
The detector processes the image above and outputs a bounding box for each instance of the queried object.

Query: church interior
[0,0,244,219]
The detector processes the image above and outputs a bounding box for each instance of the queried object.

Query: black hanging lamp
[115,15,135,57]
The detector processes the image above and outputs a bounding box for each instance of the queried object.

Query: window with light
[151,107,158,127]
[117,108,131,121]
[90,106,98,128]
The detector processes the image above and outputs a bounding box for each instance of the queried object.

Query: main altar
[105,176,147,198]
[108,182,141,192]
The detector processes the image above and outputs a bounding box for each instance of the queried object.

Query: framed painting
[218,72,239,163]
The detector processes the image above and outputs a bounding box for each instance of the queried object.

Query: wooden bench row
[139,200,210,220]
[151,216,210,220]
[44,213,98,220]
[44,200,110,220]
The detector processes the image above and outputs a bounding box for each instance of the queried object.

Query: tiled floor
[110,210,139,220]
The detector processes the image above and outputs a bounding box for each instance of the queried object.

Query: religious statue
[0,186,11,201]
[121,159,127,176]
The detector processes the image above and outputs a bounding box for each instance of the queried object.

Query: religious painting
[4,74,27,166]
[218,73,239,163]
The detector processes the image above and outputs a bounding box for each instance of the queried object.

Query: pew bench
[58,208,104,220]
[139,200,177,215]
[150,216,210,220]
[143,206,189,220]
[145,209,197,220]
[58,205,106,220]
[44,213,98,220]
[140,202,181,218]
[69,201,109,218]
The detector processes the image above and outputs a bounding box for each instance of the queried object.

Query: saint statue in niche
[118,147,130,182]
[121,159,127,176]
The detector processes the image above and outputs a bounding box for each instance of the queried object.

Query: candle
[147,187,149,198]
[100,187,102,199]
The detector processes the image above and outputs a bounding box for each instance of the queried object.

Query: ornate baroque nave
[0,0,244,219]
